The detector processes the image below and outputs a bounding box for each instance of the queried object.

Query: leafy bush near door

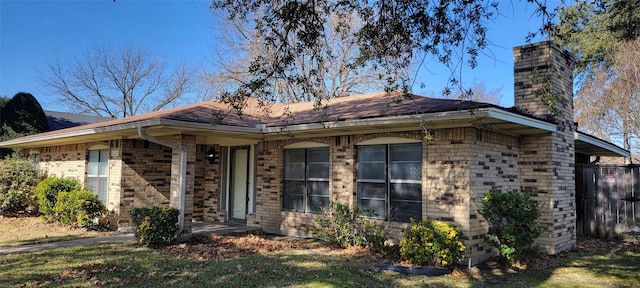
[400,218,466,267]
[478,191,544,261]
[130,206,180,247]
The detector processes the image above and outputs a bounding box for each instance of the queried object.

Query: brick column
[514,41,576,254]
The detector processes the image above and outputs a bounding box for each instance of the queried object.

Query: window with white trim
[357,143,422,222]
[283,147,330,212]
[87,149,109,203]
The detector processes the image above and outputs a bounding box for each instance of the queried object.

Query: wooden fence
[576,164,640,239]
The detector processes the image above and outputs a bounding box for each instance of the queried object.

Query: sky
[0,0,561,112]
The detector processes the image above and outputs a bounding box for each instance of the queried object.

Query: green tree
[574,39,640,156]
[0,95,9,141]
[552,0,640,157]
[210,0,554,116]
[207,10,390,104]
[0,96,8,108]
[0,93,49,158]
[552,0,640,76]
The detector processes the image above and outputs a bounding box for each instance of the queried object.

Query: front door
[230,147,249,220]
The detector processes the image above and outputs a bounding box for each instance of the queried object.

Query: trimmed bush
[53,189,105,228]
[0,156,42,215]
[130,206,180,247]
[478,191,544,261]
[34,176,82,222]
[400,218,466,267]
[310,201,387,248]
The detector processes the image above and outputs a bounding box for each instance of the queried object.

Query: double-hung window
[283,147,330,212]
[357,143,422,222]
[87,149,109,203]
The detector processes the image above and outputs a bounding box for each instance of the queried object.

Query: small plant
[130,206,180,247]
[478,191,544,261]
[53,189,105,228]
[400,218,465,267]
[310,201,387,248]
[34,176,82,222]
[0,155,43,215]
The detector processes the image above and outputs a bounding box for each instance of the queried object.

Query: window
[357,143,422,222]
[283,147,330,212]
[87,149,109,203]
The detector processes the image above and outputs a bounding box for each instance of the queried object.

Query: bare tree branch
[41,45,199,118]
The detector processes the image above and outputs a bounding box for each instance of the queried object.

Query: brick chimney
[513,41,577,254]
[514,41,575,125]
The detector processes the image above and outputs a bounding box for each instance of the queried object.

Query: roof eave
[484,108,556,132]
[260,107,557,135]
[574,132,629,158]
[0,119,262,148]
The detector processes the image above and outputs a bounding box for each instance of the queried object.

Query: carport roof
[575,131,629,158]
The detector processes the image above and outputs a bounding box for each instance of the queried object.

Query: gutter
[574,131,630,158]
[258,107,557,134]
[137,126,186,236]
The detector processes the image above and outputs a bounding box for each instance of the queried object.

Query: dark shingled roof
[45,111,112,131]
[34,92,503,134]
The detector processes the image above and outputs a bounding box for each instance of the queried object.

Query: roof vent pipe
[137,126,186,236]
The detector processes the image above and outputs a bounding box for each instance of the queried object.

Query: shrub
[34,176,82,222]
[0,156,42,215]
[53,189,105,228]
[400,218,465,267]
[478,191,544,261]
[310,201,387,248]
[130,206,180,247]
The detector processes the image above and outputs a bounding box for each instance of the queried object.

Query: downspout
[137,126,186,235]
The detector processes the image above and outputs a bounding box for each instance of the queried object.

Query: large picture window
[87,149,109,203]
[357,143,422,222]
[283,147,330,212]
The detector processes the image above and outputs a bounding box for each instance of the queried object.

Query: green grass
[1,240,639,288]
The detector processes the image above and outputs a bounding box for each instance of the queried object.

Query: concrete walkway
[0,221,259,255]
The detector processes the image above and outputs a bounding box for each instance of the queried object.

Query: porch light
[205,147,217,164]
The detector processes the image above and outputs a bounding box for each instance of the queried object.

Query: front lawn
[1,229,639,288]
[0,216,119,247]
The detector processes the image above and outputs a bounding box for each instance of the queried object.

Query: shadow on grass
[0,241,466,287]
[468,243,640,288]
[2,235,90,247]
[1,238,638,288]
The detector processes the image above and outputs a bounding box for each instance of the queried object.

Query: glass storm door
[230,147,249,220]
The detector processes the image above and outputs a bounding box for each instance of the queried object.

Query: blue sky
[1,0,558,112]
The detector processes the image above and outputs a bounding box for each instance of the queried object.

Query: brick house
[0,41,627,264]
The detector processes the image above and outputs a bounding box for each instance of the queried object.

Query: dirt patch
[162,231,401,266]
[163,231,319,261]
[164,232,635,283]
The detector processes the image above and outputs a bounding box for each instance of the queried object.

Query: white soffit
[574,132,629,157]
[484,108,557,132]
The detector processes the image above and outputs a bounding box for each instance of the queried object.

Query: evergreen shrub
[400,218,465,267]
[130,206,180,247]
[35,176,82,222]
[0,156,42,215]
[478,191,544,261]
